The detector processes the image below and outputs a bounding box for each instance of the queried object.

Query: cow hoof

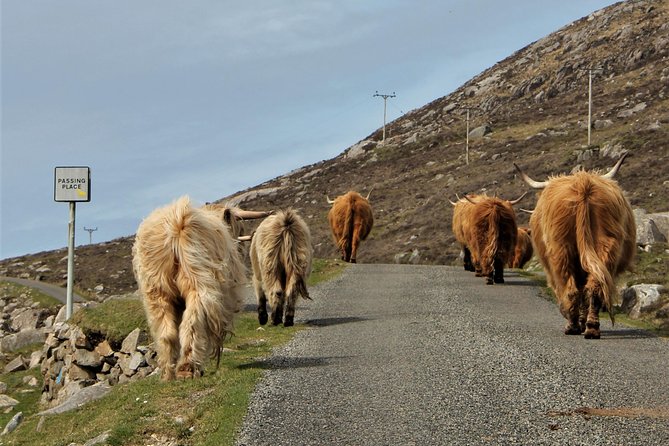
[284,316,294,327]
[176,364,195,379]
[584,330,601,339]
[271,313,282,326]
[486,278,494,285]
[494,277,504,284]
[258,310,268,325]
[564,325,581,335]
[350,258,357,264]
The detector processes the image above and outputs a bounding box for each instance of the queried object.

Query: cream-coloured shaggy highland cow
[250,209,313,327]
[132,196,270,380]
[514,154,636,339]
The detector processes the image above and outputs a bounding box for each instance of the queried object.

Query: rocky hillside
[1,0,668,297]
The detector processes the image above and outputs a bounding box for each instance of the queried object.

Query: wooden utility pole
[84,226,98,244]
[373,91,396,143]
[584,67,603,146]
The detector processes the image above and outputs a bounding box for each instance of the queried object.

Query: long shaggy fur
[452,194,518,284]
[529,171,636,338]
[452,196,478,272]
[132,196,246,380]
[327,191,373,263]
[509,227,533,269]
[250,209,313,327]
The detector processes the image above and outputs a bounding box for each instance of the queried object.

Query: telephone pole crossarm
[84,226,98,244]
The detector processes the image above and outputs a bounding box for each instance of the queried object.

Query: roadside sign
[54,165,91,320]
[54,166,91,202]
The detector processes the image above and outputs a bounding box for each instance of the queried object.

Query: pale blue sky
[1,0,617,259]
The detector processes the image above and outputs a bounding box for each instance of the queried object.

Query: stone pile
[39,323,157,409]
[0,293,55,354]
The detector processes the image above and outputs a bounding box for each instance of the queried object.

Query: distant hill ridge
[1,0,667,297]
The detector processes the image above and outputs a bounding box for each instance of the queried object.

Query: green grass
[308,258,347,287]
[0,281,61,310]
[0,258,347,446]
[0,314,301,446]
[69,297,149,346]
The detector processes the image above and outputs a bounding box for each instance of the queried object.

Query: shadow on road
[501,279,541,287]
[304,316,370,327]
[237,355,353,371]
[600,328,660,340]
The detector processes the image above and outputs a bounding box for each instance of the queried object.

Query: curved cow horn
[463,194,477,204]
[326,195,335,204]
[237,235,253,242]
[365,187,374,200]
[448,197,458,206]
[235,210,272,220]
[601,152,629,180]
[513,163,548,189]
[508,191,528,205]
[519,208,534,214]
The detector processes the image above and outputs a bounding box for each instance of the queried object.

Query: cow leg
[493,257,505,284]
[561,290,584,335]
[462,247,475,272]
[284,292,297,327]
[351,222,365,264]
[176,290,209,379]
[583,280,603,339]
[555,274,583,335]
[144,291,181,381]
[270,291,285,326]
[254,279,268,325]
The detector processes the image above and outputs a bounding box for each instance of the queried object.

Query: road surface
[1,276,85,304]
[236,264,669,446]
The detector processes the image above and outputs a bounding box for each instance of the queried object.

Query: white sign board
[54,166,91,202]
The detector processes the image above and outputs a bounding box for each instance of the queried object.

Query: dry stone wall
[39,323,157,409]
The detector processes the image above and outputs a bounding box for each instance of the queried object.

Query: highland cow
[326,190,374,263]
[450,193,525,284]
[132,196,270,380]
[250,209,313,327]
[514,154,636,339]
[509,227,533,269]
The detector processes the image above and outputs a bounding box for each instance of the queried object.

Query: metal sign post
[54,166,91,320]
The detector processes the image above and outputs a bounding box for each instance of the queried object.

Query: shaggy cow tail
[173,197,242,353]
[339,196,355,260]
[481,208,499,275]
[575,188,615,325]
[281,210,311,300]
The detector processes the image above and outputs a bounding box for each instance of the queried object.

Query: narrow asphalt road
[1,276,86,304]
[236,264,669,446]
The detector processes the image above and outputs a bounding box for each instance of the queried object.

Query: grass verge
[0,258,347,446]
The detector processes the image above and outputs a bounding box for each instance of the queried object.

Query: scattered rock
[621,284,667,319]
[468,125,491,139]
[3,356,26,373]
[0,395,19,411]
[634,209,668,246]
[38,383,112,416]
[1,411,23,436]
